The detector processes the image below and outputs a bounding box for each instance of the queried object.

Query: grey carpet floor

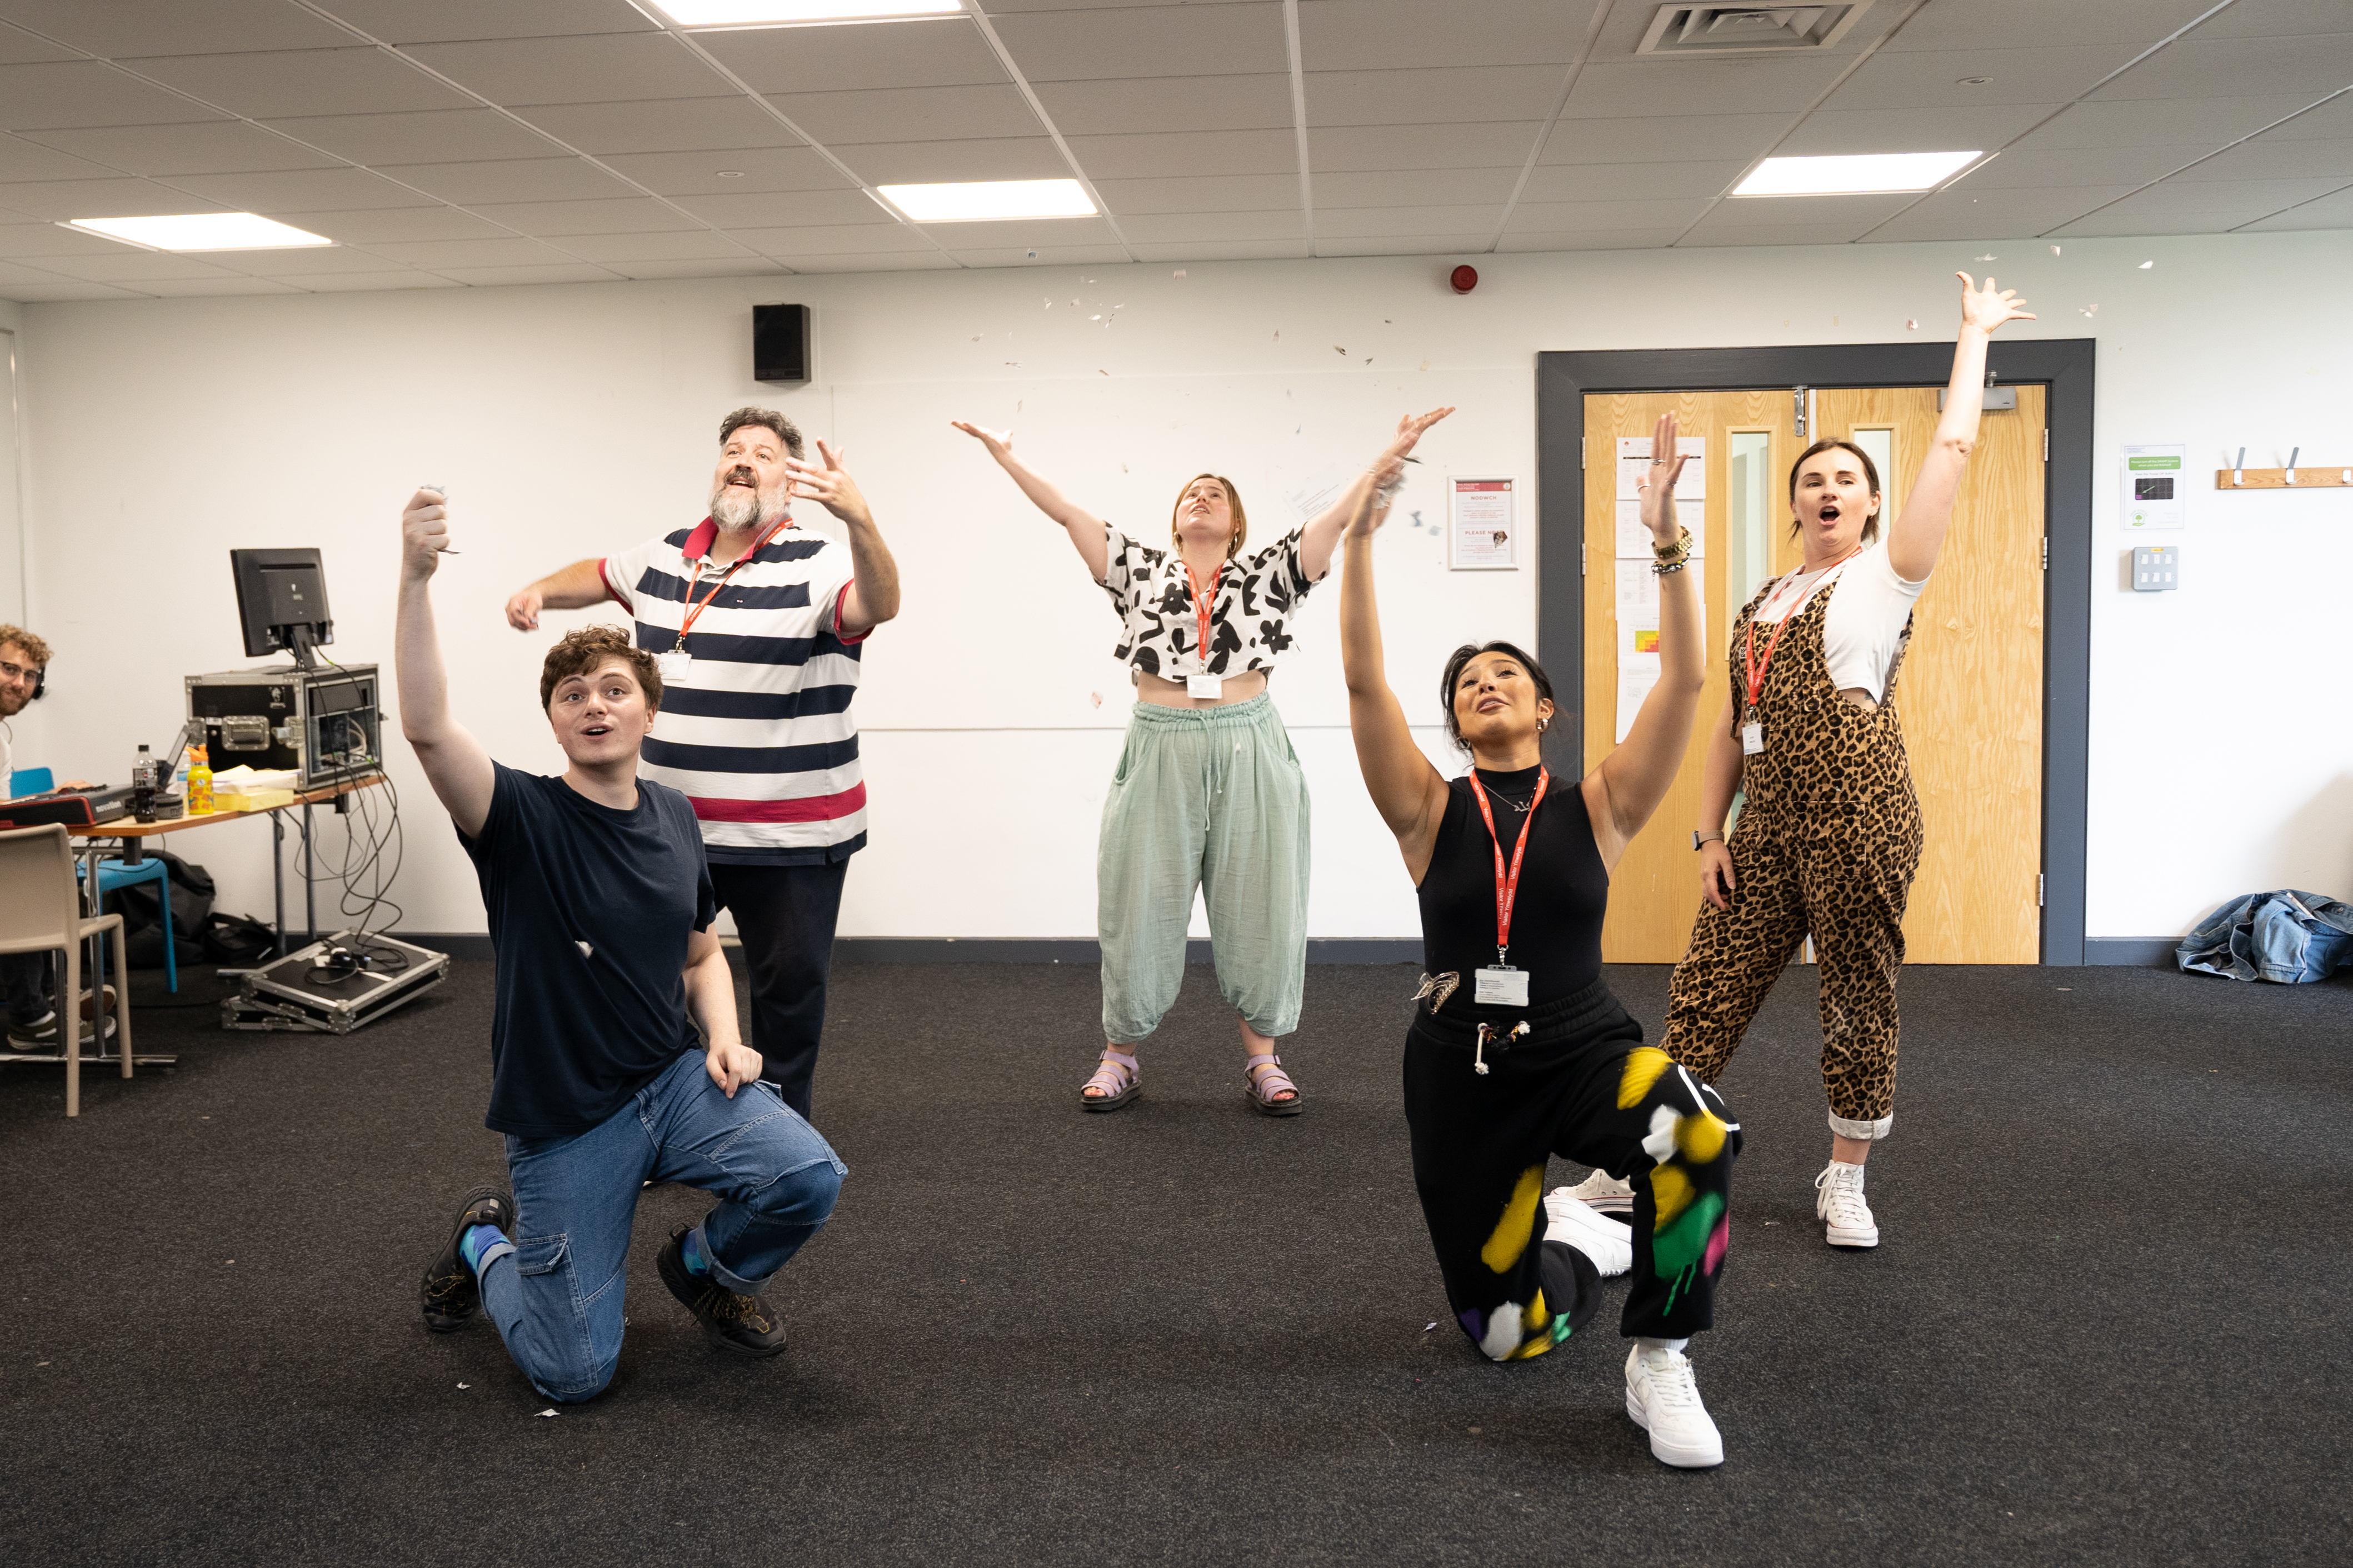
[1,956,2346,1567]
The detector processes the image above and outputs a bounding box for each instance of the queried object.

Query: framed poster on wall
[1448,476,1517,570]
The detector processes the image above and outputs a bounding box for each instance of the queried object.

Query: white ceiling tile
[1516,161,1744,203]
[608,257,788,279]
[2094,33,2353,103]
[1782,104,2067,156]
[0,62,222,129]
[134,49,476,119]
[19,121,344,177]
[0,0,354,57]
[1674,221,1867,247]
[2051,177,2348,233]
[2025,95,2317,149]
[1313,232,1490,256]
[770,85,1045,145]
[0,131,129,183]
[128,275,307,295]
[698,17,1005,94]
[1065,128,1296,178]
[2171,139,2353,183]
[1093,173,1298,214]
[262,109,561,165]
[0,218,154,255]
[1822,46,2145,114]
[0,176,228,219]
[732,223,935,255]
[940,243,1131,267]
[602,147,851,196]
[2261,93,2353,142]
[264,268,462,289]
[1493,228,1684,252]
[314,1,659,44]
[671,188,895,227]
[376,157,636,204]
[912,215,1120,249]
[403,34,735,107]
[1313,204,1500,238]
[228,243,428,273]
[2236,186,2353,229]
[0,279,144,298]
[294,206,512,243]
[833,138,1068,184]
[429,263,620,285]
[773,250,953,273]
[991,4,1287,82]
[559,229,764,262]
[1505,196,1713,231]
[0,24,75,65]
[1948,146,2204,190]
[1300,0,1590,71]
[365,236,594,267]
[1561,58,1851,121]
[1307,123,1537,172]
[21,249,241,282]
[2194,1,2353,40]
[1861,184,2142,241]
[466,196,704,236]
[1541,114,1786,165]
[1882,0,2214,53]
[1305,66,1567,128]
[1034,74,1292,137]
[1115,209,1305,242]
[1702,192,1913,230]
[1317,168,1518,207]
[173,167,439,213]
[1129,238,1306,262]
[519,98,802,155]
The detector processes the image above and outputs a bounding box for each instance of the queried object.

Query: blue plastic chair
[86,857,177,993]
[10,766,53,796]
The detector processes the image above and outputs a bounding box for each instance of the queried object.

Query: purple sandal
[1243,1053,1305,1118]
[1080,1050,1141,1112]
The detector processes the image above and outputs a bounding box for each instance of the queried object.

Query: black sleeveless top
[1414,764,1609,1018]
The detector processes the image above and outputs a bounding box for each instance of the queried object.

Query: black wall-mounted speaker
[753,303,810,383]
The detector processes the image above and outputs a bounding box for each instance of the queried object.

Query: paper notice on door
[1615,661,1660,743]
[2121,443,2186,530]
[1616,436,1705,501]
[1617,499,1706,558]
[1615,558,1705,635]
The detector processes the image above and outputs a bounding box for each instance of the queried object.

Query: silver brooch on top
[1411,971,1460,1014]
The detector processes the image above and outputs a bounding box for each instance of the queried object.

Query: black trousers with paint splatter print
[1405,979,1740,1364]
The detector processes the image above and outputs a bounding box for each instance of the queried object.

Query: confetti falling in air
[970,335,981,342]
[1005,360,1021,367]
[1090,691,1103,708]
[1906,318,1919,330]
[1099,368,1109,375]
[1334,345,1347,355]
[1173,268,1186,278]
[2050,244,2062,256]
[2080,303,2099,317]
[1090,314,1101,320]
[1975,253,1997,261]
[2139,260,2154,269]
[1273,329,1280,341]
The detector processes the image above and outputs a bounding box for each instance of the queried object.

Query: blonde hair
[1169,473,1248,560]
[0,624,51,667]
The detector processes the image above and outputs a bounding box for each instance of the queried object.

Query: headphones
[31,662,43,700]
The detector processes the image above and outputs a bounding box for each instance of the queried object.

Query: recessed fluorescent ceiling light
[1734,152,1981,197]
[656,0,962,24]
[67,212,333,251]
[880,179,1096,223]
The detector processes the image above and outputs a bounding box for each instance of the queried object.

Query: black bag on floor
[203,914,278,966]
[107,851,216,970]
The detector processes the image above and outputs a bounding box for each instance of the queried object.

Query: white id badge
[1741,721,1765,755]
[1475,965,1530,1006]
[1187,674,1225,700]
[656,650,692,683]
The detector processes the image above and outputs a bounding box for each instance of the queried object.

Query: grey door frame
[1533,338,2096,965]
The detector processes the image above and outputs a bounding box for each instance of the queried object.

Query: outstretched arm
[1886,273,2036,582]
[1298,406,1456,583]
[1586,414,1706,871]
[505,559,607,632]
[1340,457,1451,882]
[791,439,901,636]
[396,488,496,839]
[951,421,1109,582]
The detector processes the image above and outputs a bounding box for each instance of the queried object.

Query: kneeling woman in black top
[1340,417,1735,1468]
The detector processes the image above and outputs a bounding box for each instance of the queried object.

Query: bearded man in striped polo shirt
[506,408,901,1118]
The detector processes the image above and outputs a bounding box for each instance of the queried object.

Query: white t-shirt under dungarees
[1751,539,1929,704]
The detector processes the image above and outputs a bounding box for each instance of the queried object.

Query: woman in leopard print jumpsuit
[1653,274,2034,1252]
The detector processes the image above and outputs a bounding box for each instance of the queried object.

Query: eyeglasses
[0,659,36,686]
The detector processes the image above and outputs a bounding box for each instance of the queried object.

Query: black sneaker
[419,1185,514,1334]
[657,1225,787,1359]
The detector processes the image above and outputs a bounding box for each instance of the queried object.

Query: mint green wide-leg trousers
[1097,692,1310,1045]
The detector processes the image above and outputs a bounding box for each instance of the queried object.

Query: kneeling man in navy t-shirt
[397,485,844,1402]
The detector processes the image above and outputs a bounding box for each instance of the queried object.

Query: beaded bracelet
[1653,557,1690,576]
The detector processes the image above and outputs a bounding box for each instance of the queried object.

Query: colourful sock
[682,1229,712,1277]
[458,1224,505,1274]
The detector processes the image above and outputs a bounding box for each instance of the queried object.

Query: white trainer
[1563,1166,1634,1215]
[1814,1160,1879,1248]
[1624,1341,1723,1468]
[1543,1188,1632,1276]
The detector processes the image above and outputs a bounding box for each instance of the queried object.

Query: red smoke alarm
[1450,264,1478,294]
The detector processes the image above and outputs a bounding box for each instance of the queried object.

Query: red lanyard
[1182,558,1220,668]
[1742,547,1860,712]
[673,515,791,649]
[1467,767,1550,962]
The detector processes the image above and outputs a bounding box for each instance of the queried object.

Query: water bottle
[133,743,156,822]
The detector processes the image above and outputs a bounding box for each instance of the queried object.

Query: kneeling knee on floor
[745,1158,844,1226]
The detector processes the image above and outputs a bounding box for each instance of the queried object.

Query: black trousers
[1405,979,1740,1363]
[2,951,53,1026]
[708,859,850,1120]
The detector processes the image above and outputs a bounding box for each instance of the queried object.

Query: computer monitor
[230,548,334,669]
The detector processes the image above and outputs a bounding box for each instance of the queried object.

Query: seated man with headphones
[2,623,103,1050]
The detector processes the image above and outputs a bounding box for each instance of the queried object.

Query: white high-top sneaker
[1563,1167,1634,1215]
[1543,1187,1632,1276]
[1814,1160,1879,1248]
[1625,1340,1723,1468]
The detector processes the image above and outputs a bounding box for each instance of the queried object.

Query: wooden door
[1810,387,2045,963]
[1582,390,1798,963]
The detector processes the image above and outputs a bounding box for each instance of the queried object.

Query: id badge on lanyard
[657,649,692,684]
[1741,720,1764,755]
[1182,559,1224,701]
[1468,768,1550,1011]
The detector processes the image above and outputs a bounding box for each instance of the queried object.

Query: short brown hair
[1169,473,1248,560]
[539,625,662,714]
[0,624,51,667]
[719,407,804,460]
[1787,438,1884,544]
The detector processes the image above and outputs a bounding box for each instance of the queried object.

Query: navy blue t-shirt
[459,763,717,1138]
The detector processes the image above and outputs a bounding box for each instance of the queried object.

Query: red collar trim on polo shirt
[683,513,797,563]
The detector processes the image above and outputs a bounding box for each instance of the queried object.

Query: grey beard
[710,484,783,529]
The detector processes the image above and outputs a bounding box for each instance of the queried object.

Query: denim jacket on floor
[2177,889,2353,984]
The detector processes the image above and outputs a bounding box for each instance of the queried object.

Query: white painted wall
[11,229,2351,946]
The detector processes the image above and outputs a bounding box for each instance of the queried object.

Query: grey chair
[0,824,133,1116]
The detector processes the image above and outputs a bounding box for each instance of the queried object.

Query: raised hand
[1640,413,1690,541]
[401,488,450,581]
[785,438,873,529]
[1957,272,2034,334]
[1383,405,1455,463]
[1346,457,1409,540]
[950,420,1015,462]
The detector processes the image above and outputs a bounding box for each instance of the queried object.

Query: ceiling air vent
[1636,3,1875,55]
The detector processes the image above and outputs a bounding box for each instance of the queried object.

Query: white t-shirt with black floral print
[1097,524,1323,680]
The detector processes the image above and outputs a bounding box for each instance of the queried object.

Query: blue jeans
[472,1049,846,1403]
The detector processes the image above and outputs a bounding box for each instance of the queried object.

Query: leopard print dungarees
[1661,569,1924,1139]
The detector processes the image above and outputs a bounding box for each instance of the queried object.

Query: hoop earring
[1538,715,1550,733]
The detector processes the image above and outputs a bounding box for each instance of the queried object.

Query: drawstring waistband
[1127,691,1278,802]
